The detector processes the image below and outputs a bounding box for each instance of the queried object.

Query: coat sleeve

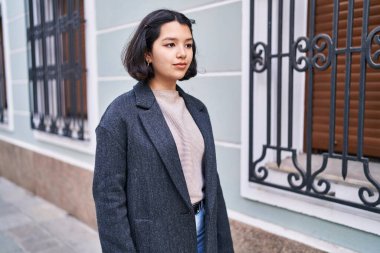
[93,125,136,253]
[216,173,234,253]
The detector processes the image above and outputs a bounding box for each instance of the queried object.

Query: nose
[176,45,186,59]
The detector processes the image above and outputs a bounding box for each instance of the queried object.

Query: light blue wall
[8,17,27,50]
[12,84,29,111]
[98,80,135,117]
[184,76,241,143]
[1,1,379,252]
[5,0,24,18]
[189,4,241,72]
[10,52,28,80]
[95,0,226,30]
[97,28,133,78]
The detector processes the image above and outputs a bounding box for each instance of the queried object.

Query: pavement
[0,176,325,253]
[0,177,102,253]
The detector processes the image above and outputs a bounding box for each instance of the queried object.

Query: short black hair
[122,9,197,82]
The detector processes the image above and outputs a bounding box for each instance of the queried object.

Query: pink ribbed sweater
[152,89,205,204]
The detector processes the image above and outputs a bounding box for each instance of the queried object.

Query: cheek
[188,49,194,61]
[187,57,194,69]
[154,52,170,65]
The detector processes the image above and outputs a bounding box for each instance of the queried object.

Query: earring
[146,60,150,67]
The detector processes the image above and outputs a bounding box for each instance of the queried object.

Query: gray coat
[93,81,234,253]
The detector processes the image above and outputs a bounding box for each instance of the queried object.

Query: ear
[144,52,152,63]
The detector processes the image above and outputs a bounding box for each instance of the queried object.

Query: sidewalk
[0,175,326,253]
[0,177,102,253]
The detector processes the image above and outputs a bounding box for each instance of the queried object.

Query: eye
[165,43,175,48]
[186,43,193,49]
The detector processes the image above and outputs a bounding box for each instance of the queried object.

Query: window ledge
[33,130,95,155]
[0,122,13,132]
[241,178,380,236]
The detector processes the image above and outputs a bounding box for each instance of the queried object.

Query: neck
[148,77,176,90]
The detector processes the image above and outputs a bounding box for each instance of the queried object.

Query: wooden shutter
[311,0,380,157]
[60,0,87,118]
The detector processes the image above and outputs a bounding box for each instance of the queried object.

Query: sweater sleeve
[93,125,136,253]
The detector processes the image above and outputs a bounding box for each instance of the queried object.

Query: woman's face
[146,21,193,84]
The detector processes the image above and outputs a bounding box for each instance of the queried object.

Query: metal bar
[68,0,77,124]
[342,0,355,179]
[76,0,85,139]
[262,145,303,153]
[0,93,3,124]
[0,17,5,123]
[248,0,254,176]
[357,0,370,159]
[306,0,316,192]
[270,53,290,58]
[61,0,71,136]
[40,0,49,130]
[288,0,295,149]
[0,87,3,122]
[266,0,272,146]
[276,0,283,166]
[329,0,340,155]
[53,0,62,122]
[329,153,368,163]
[336,47,362,54]
[28,0,38,127]
[251,179,380,214]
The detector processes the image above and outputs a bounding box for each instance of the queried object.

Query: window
[247,0,380,214]
[27,0,87,140]
[312,0,380,158]
[0,12,7,125]
[241,0,380,235]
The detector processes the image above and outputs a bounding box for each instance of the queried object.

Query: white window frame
[240,0,380,236]
[0,0,14,132]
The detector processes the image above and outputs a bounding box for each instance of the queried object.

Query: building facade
[0,0,379,252]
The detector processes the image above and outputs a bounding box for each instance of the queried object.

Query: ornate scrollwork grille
[249,0,380,213]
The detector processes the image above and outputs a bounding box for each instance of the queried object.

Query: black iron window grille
[0,13,7,125]
[27,0,87,140]
[249,0,380,213]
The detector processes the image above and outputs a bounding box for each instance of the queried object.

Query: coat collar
[134,81,205,112]
[133,81,217,215]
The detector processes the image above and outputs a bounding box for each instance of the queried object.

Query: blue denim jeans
[195,206,205,253]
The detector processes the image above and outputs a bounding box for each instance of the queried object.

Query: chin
[172,74,186,81]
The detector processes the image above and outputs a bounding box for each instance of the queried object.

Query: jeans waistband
[192,199,204,214]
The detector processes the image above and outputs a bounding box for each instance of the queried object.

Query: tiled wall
[0,140,96,229]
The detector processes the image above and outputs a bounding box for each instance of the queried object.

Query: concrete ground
[0,176,325,253]
[0,177,102,253]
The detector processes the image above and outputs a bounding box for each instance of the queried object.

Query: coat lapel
[176,86,218,217]
[133,82,218,216]
[134,82,192,210]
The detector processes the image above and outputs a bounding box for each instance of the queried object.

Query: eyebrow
[161,37,193,42]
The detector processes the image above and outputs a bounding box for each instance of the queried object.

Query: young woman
[93,9,234,253]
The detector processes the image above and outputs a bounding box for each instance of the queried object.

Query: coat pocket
[134,219,152,253]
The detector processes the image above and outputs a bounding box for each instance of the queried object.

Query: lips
[173,63,187,69]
